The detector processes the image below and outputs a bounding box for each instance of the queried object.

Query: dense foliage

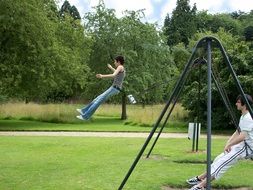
[0,0,91,102]
[1,0,253,129]
[162,0,253,129]
[83,2,177,104]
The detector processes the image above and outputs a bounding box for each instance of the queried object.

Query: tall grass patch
[0,102,188,126]
[0,102,78,123]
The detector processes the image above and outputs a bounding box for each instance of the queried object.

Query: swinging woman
[76,55,125,120]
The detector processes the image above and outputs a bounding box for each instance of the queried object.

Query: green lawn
[0,136,253,190]
[0,118,244,189]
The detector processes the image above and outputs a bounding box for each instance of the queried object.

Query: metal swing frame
[118,36,253,190]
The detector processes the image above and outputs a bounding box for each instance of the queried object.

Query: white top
[239,112,253,148]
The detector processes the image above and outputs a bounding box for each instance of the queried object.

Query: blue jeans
[80,86,120,119]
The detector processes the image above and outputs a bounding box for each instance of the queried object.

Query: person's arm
[107,64,115,72]
[224,130,247,152]
[96,65,123,79]
[226,130,239,144]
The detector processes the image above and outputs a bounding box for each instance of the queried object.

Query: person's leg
[197,173,207,180]
[81,86,119,119]
[186,169,209,185]
[189,144,246,189]
[210,144,246,179]
[79,93,105,114]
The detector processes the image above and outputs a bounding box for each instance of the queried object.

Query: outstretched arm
[96,65,123,79]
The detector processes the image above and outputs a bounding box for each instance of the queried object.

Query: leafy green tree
[0,0,56,102]
[229,11,245,19]
[181,29,253,130]
[163,0,197,46]
[83,1,120,99]
[84,1,177,103]
[238,10,253,26]
[0,0,91,102]
[244,25,253,41]
[195,12,241,36]
[171,43,191,71]
[118,10,178,104]
[59,0,81,20]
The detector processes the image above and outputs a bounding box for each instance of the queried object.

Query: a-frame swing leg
[118,38,205,190]
[118,36,253,190]
[146,66,189,158]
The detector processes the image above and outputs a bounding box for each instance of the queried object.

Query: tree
[118,10,178,104]
[59,0,81,20]
[163,0,197,46]
[195,12,241,36]
[181,29,253,130]
[84,0,177,103]
[244,25,253,41]
[0,0,92,102]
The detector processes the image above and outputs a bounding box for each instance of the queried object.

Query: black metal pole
[121,92,127,120]
[118,38,206,190]
[146,97,177,158]
[118,37,216,190]
[206,38,212,190]
[117,77,185,189]
[211,72,239,127]
[146,68,190,158]
[196,122,199,151]
[118,65,191,189]
[145,40,209,158]
[196,63,201,152]
[192,122,196,152]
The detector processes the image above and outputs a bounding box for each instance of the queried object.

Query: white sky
[57,0,253,26]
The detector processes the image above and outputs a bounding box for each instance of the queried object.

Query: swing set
[117,36,253,190]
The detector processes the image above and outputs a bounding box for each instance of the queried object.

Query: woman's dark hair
[236,94,253,106]
[115,55,124,65]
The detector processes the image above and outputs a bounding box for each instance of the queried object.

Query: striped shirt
[112,70,125,89]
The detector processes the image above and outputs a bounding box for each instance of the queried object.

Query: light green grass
[0,136,252,190]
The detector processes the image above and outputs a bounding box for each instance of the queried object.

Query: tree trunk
[121,93,127,120]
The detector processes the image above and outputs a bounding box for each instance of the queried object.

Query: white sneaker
[76,115,85,120]
[188,185,204,190]
[186,176,201,185]
[76,109,83,115]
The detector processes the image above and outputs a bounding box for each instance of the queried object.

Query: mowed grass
[1,136,253,190]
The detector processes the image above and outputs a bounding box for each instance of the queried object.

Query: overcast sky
[57,0,253,26]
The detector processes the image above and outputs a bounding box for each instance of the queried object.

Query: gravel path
[0,131,229,138]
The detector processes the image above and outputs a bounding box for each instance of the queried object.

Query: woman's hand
[96,74,102,78]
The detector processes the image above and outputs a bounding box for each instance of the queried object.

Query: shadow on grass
[142,154,170,160]
[173,160,206,164]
